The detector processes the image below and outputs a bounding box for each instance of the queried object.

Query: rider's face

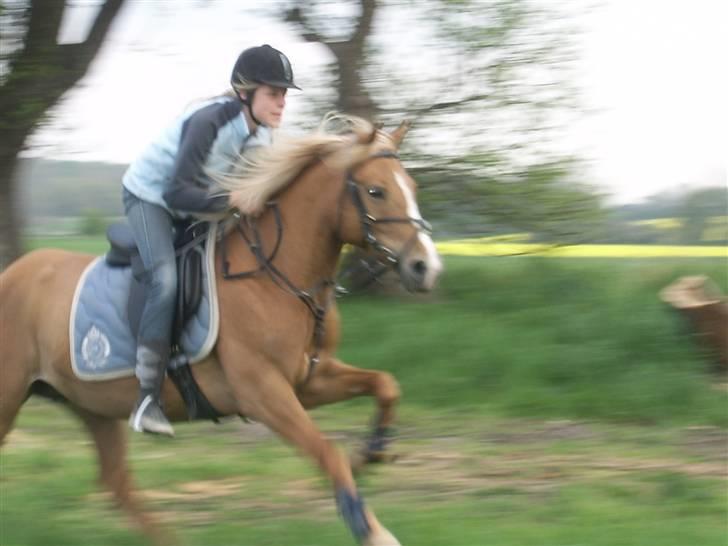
[250,85,287,128]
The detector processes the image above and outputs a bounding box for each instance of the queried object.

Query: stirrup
[129,394,175,437]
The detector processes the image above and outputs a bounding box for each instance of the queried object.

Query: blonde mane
[214,113,395,214]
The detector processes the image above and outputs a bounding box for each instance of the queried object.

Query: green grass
[3,239,726,545]
[3,401,726,546]
[24,235,108,255]
[339,256,728,426]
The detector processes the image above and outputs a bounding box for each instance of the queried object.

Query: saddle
[103,220,222,421]
[105,220,205,343]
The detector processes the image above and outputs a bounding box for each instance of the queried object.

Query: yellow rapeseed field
[435,241,728,258]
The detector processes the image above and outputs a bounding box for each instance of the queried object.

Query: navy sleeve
[163,100,241,213]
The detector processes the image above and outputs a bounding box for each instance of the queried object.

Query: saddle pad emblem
[81,325,111,369]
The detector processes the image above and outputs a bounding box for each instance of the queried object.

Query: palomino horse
[0,116,442,546]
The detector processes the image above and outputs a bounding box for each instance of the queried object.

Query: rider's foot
[129,392,174,437]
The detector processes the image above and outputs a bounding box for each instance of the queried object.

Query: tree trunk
[286,0,378,120]
[332,42,376,118]
[0,0,126,269]
[0,155,22,269]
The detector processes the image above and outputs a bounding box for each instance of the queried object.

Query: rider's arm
[163,101,242,213]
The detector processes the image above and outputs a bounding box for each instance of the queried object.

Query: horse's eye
[367,186,386,199]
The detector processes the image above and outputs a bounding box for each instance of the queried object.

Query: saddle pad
[69,223,220,381]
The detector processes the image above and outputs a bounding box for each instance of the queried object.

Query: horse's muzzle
[399,253,442,293]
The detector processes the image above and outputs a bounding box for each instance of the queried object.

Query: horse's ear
[390,120,411,148]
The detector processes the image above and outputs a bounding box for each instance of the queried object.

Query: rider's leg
[123,189,176,436]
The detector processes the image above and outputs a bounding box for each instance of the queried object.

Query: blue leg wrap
[366,426,392,461]
[336,488,370,543]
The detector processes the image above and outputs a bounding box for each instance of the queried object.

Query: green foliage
[16,158,126,220]
[389,0,596,240]
[77,208,108,236]
[339,256,727,426]
[678,188,727,244]
[603,186,728,245]
[24,235,109,254]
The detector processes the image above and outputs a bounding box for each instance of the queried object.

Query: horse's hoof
[365,450,398,464]
[351,450,398,474]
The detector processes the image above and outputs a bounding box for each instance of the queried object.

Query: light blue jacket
[122,96,271,217]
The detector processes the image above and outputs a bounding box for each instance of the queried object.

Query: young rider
[122,45,299,436]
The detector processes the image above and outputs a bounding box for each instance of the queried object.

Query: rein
[220,149,431,386]
[220,204,334,386]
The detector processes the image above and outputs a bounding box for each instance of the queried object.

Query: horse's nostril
[411,260,427,277]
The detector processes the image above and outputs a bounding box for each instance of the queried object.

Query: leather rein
[219,150,431,385]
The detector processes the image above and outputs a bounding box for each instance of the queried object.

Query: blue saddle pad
[69,224,220,381]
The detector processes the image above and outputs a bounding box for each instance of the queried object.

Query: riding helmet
[231,44,300,90]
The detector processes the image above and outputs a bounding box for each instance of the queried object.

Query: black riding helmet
[230,44,300,91]
[231,45,299,126]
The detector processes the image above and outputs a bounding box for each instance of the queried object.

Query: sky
[23,0,728,204]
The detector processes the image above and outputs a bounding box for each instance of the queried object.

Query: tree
[280,1,603,290]
[0,0,126,268]
[284,0,378,119]
[282,0,602,238]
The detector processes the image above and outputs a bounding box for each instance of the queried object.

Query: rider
[122,45,300,436]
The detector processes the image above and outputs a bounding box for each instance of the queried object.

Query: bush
[78,209,107,236]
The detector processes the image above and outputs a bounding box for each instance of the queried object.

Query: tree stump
[660,275,728,372]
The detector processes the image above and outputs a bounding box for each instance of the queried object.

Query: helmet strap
[240,88,263,128]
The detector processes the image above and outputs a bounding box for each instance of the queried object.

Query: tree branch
[409,93,493,119]
[352,0,376,47]
[284,6,324,43]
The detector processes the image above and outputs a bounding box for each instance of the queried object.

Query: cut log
[660,275,728,372]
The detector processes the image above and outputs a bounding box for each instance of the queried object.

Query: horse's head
[339,121,443,292]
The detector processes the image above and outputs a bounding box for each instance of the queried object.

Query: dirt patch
[142,478,247,502]
[483,419,598,444]
[679,426,728,461]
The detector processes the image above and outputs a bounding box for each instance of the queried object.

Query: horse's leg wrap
[366,425,392,457]
[336,488,371,543]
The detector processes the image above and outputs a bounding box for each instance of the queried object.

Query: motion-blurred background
[1,2,726,546]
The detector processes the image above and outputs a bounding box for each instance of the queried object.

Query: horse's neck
[235,163,343,289]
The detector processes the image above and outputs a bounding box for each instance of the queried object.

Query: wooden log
[660,275,728,372]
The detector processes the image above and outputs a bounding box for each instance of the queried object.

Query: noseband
[341,150,432,268]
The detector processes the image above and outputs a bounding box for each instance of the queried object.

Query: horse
[0,115,442,546]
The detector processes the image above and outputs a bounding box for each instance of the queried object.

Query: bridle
[339,150,432,264]
[220,149,433,384]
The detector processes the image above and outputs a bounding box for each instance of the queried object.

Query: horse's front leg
[218,347,401,545]
[298,356,400,467]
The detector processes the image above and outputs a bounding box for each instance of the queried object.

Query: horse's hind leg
[0,376,29,446]
[298,356,401,466]
[71,407,174,546]
[0,344,34,446]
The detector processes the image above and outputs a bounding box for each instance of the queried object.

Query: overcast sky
[24,0,728,204]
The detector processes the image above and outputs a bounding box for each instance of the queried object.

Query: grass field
[24,235,728,258]
[3,238,727,545]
